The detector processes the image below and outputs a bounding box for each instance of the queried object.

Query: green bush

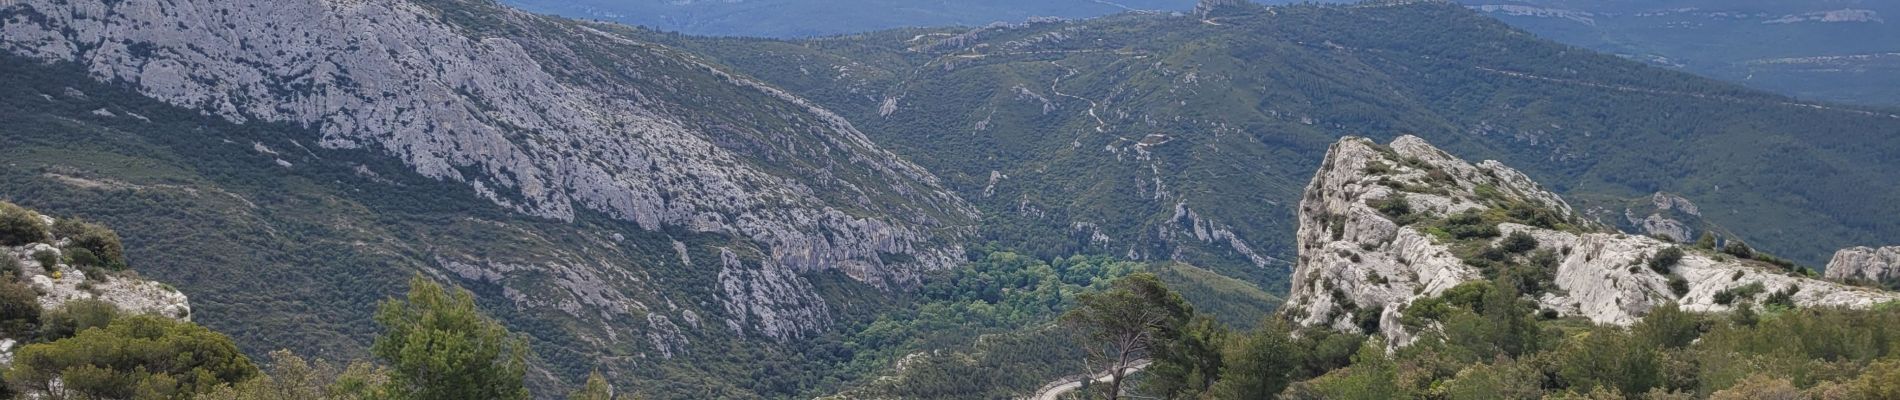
[0,202,46,246]
[36,299,121,342]
[1499,232,1539,254]
[52,219,125,270]
[1445,211,1500,240]
[63,247,100,268]
[1721,242,1755,260]
[2,257,21,279]
[30,250,57,271]
[1647,247,1684,274]
[1762,286,1799,310]
[1555,326,1662,395]
[1371,195,1413,221]
[3,314,256,399]
[1713,283,1767,306]
[0,279,41,337]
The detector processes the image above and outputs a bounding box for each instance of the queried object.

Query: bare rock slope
[1285,136,1899,343]
[0,0,974,289]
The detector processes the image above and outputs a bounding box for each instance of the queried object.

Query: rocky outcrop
[1,217,190,320]
[1601,191,1718,244]
[1,207,193,366]
[0,0,974,290]
[1827,246,1900,285]
[1285,136,1900,344]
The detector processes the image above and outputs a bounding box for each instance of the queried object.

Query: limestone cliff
[0,0,975,291]
[1285,136,1900,344]
[1827,246,1900,286]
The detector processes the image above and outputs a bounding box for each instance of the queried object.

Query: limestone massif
[0,0,974,288]
[0,0,990,364]
[1284,136,1900,344]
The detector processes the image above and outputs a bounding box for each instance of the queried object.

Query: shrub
[63,247,100,268]
[0,279,41,337]
[1848,359,1900,399]
[31,250,58,270]
[1499,232,1539,254]
[37,299,121,342]
[1721,242,1754,260]
[1505,204,1563,229]
[1555,326,1662,395]
[3,314,257,399]
[2,257,21,279]
[53,219,125,270]
[0,202,46,246]
[1529,249,1560,270]
[1445,211,1500,240]
[1729,303,1759,326]
[1667,276,1689,297]
[1763,286,1800,310]
[1713,283,1767,306]
[1647,247,1684,274]
[1364,161,1393,175]
[1354,306,1384,334]
[1371,195,1413,221]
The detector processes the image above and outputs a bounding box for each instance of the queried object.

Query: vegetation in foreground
[1056,274,1900,400]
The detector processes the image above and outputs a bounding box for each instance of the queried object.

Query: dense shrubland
[1058,274,1900,400]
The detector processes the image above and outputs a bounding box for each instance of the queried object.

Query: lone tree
[373,274,530,400]
[1061,273,1192,399]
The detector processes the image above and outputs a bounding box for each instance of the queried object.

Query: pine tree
[373,274,530,400]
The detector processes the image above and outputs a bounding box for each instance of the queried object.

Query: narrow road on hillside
[1025,360,1152,400]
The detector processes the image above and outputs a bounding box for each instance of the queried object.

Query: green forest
[658,1,1900,289]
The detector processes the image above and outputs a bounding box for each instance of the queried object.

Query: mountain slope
[1,0,975,287]
[0,0,991,396]
[664,1,1900,289]
[502,0,1198,38]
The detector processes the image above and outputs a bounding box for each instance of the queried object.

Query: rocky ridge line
[1285,135,1900,345]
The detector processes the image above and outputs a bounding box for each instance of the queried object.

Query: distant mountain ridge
[1460,0,1900,106]
[666,1,1900,288]
[503,0,1199,38]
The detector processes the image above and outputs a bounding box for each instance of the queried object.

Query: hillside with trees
[659,1,1900,291]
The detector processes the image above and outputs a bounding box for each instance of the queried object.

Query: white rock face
[0,0,974,289]
[1285,136,1900,344]
[1827,246,1900,284]
[715,248,831,341]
